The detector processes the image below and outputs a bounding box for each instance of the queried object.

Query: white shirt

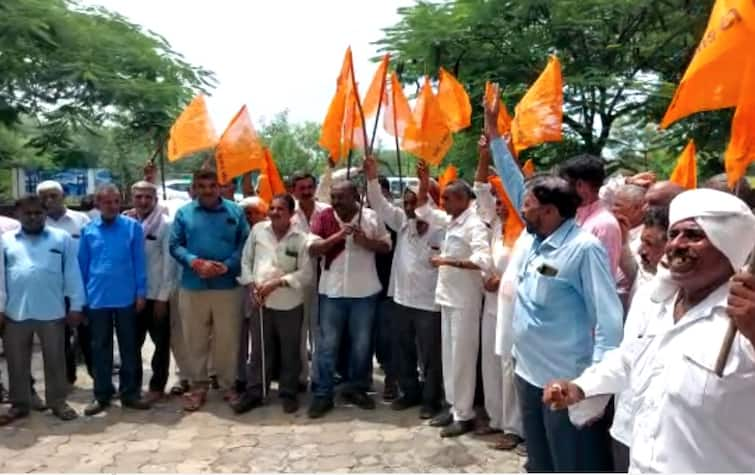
[45,209,90,251]
[574,281,755,473]
[0,216,20,234]
[416,203,492,309]
[292,200,330,234]
[142,216,177,302]
[473,182,511,317]
[310,207,391,299]
[366,179,442,312]
[238,221,313,311]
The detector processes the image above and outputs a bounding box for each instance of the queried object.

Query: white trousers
[482,309,523,435]
[441,304,480,422]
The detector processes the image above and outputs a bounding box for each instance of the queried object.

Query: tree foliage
[257,110,329,179]
[375,0,731,179]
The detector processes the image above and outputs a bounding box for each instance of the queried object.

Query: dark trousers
[611,439,630,473]
[88,306,141,403]
[394,304,443,408]
[516,375,611,472]
[135,300,171,393]
[246,305,303,399]
[373,297,398,381]
[3,318,68,412]
[64,297,93,384]
[315,294,378,399]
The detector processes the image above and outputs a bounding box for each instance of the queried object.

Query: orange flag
[256,148,287,204]
[215,106,266,185]
[362,54,390,119]
[402,78,454,166]
[437,67,472,133]
[725,59,755,187]
[167,95,218,162]
[511,55,563,154]
[319,47,365,161]
[661,0,755,128]
[522,159,536,178]
[485,81,513,135]
[489,176,525,247]
[437,165,457,207]
[383,72,413,138]
[669,140,698,189]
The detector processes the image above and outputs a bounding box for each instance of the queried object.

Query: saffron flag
[522,159,536,178]
[489,176,526,247]
[215,105,265,185]
[511,55,564,154]
[256,148,287,204]
[437,165,458,207]
[402,78,454,166]
[437,67,472,133]
[725,58,755,187]
[167,95,218,162]
[362,54,390,119]
[485,81,513,135]
[661,0,755,128]
[383,72,413,138]
[669,140,698,189]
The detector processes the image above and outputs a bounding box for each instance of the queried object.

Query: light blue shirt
[1,227,86,321]
[512,219,623,387]
[489,137,525,212]
[78,215,147,309]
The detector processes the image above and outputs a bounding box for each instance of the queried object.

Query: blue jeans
[515,375,611,472]
[88,306,141,403]
[314,294,378,399]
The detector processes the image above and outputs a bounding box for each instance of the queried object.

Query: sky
[85,0,415,130]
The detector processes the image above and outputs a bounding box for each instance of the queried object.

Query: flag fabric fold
[437,67,472,133]
[402,78,453,166]
[167,95,218,162]
[383,72,413,138]
[725,58,755,188]
[669,139,698,190]
[215,105,265,185]
[489,176,526,247]
[511,55,564,154]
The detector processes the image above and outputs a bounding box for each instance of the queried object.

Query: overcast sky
[85,0,415,131]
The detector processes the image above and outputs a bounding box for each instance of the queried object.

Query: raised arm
[363,155,406,232]
[484,83,525,211]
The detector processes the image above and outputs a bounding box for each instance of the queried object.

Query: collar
[576,199,605,224]
[47,208,71,222]
[192,198,231,213]
[15,227,50,239]
[655,282,730,331]
[449,206,473,227]
[533,218,578,252]
[95,215,122,227]
[265,220,301,241]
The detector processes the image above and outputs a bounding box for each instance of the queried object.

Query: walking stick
[258,305,267,400]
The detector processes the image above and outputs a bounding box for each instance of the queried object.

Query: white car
[158,179,243,202]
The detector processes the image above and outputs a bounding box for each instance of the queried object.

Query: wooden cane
[714,253,755,376]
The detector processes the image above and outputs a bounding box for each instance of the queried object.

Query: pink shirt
[576,200,621,278]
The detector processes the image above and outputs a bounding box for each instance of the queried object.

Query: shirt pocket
[531,273,572,307]
[41,249,64,274]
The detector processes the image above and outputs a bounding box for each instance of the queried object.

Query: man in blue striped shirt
[78,184,150,416]
[0,195,85,425]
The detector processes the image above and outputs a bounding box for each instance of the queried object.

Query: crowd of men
[1,92,755,473]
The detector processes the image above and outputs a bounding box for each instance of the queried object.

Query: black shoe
[307,397,334,419]
[429,410,453,427]
[121,398,151,410]
[441,420,474,438]
[298,382,308,393]
[51,403,78,421]
[390,395,421,411]
[342,391,375,410]
[281,397,299,414]
[84,400,110,416]
[210,375,220,390]
[30,389,47,412]
[0,384,8,404]
[419,404,440,420]
[230,392,263,414]
[234,380,246,394]
[382,377,399,401]
[0,406,29,425]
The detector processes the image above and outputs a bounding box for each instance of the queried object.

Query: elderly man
[545,188,755,473]
[364,156,445,419]
[79,184,150,416]
[642,180,684,213]
[0,196,85,424]
[170,169,248,411]
[415,164,493,438]
[307,180,391,418]
[237,194,312,414]
[37,180,92,384]
[123,181,176,403]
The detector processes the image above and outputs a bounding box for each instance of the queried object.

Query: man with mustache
[544,188,755,472]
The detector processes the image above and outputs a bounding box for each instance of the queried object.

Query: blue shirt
[512,219,623,387]
[489,137,525,213]
[170,199,249,290]
[1,227,86,321]
[78,215,147,309]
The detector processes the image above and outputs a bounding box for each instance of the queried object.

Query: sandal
[475,424,501,436]
[170,380,190,396]
[489,433,524,451]
[52,403,78,421]
[182,390,206,412]
[0,406,29,426]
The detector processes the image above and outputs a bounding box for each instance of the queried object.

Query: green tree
[376,0,730,179]
[257,110,329,179]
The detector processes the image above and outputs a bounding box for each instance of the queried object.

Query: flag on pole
[167,95,218,162]
[661,0,755,128]
[669,139,698,189]
[402,78,453,166]
[383,72,413,138]
[489,176,526,247]
[511,56,564,154]
[725,58,755,187]
[362,54,390,119]
[256,148,286,204]
[437,67,472,133]
[215,105,266,185]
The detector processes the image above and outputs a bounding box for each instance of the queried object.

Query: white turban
[36,180,63,194]
[669,188,755,270]
[238,196,268,212]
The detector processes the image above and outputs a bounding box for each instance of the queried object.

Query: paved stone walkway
[0,345,524,472]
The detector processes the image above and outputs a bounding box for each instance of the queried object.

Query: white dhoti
[441,303,481,422]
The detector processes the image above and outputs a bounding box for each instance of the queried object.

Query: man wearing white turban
[543,188,755,473]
